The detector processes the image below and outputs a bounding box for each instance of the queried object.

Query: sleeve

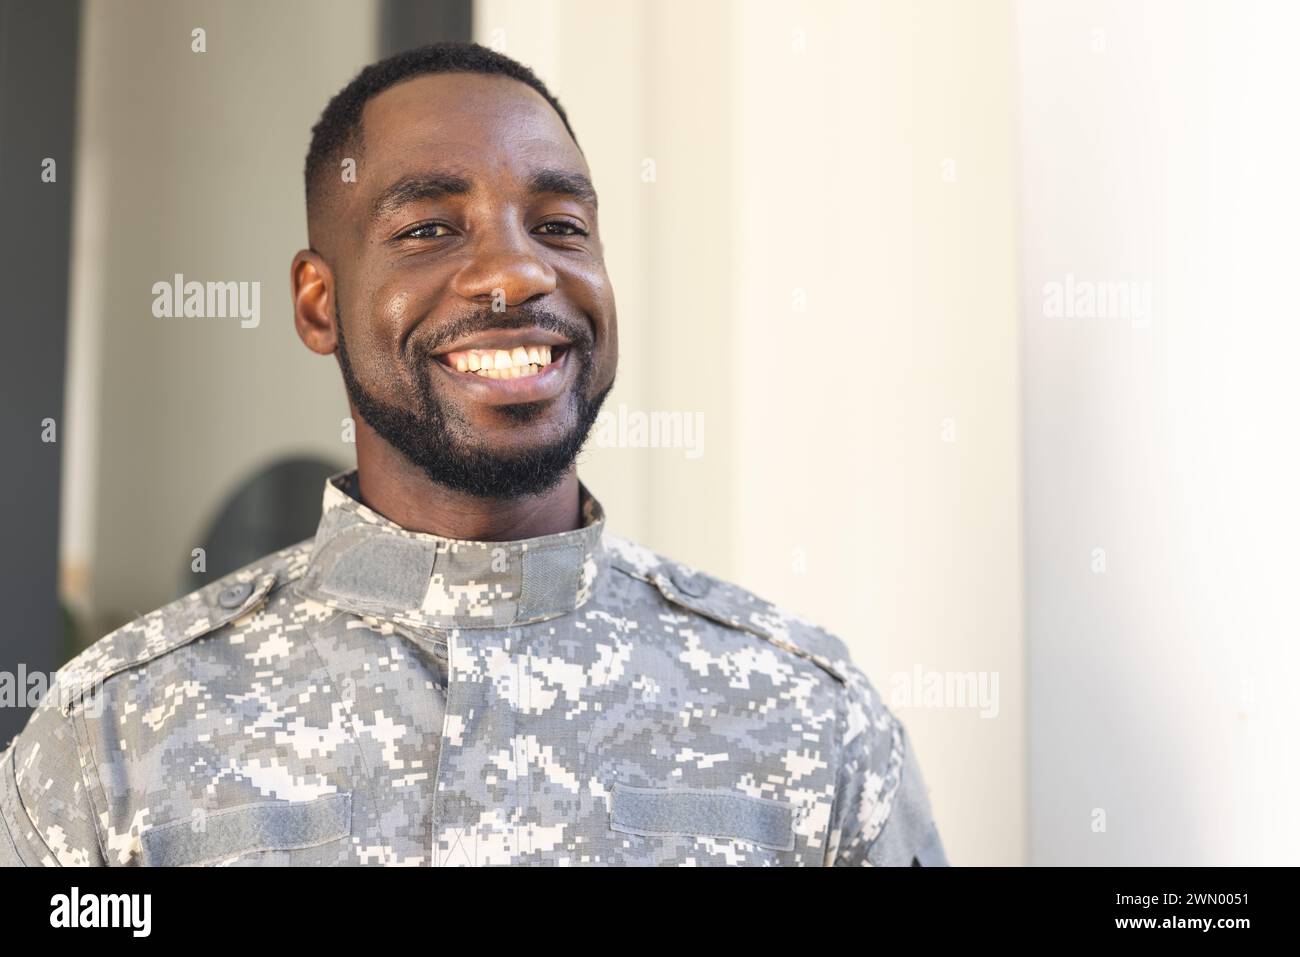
[827,667,949,867]
[0,688,107,866]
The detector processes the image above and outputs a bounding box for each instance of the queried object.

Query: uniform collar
[297,469,606,630]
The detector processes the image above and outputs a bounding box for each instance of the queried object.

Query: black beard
[335,301,610,500]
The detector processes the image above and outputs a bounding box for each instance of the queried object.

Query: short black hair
[304,41,579,216]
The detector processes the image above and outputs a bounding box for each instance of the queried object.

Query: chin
[472,425,578,459]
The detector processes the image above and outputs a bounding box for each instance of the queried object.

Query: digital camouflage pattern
[0,471,947,867]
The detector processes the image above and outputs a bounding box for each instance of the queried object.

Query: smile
[438,343,564,379]
[430,326,577,404]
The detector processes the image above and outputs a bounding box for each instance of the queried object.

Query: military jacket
[0,471,947,867]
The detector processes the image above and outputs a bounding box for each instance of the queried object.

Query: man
[0,42,946,867]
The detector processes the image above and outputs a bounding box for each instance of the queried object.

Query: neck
[352,431,582,543]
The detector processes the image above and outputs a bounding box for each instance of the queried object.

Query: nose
[449,222,557,309]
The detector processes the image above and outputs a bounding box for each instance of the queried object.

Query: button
[671,568,709,598]
[217,581,253,609]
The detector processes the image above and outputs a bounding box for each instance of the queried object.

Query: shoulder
[602,532,873,694]
[47,539,315,718]
[0,541,315,865]
[601,532,906,831]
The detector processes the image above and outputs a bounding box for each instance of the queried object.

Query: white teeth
[445,343,560,378]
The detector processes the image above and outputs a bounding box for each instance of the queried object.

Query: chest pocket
[139,792,352,867]
[610,785,795,852]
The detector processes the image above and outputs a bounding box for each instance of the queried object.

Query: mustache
[422,304,594,355]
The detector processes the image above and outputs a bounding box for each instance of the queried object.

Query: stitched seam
[608,560,649,584]
[512,634,522,858]
[302,625,379,851]
[68,703,112,866]
[827,681,850,866]
[2,749,51,866]
[859,715,906,863]
[614,783,792,808]
[608,820,794,852]
[428,632,458,867]
[0,798,23,864]
[306,586,578,630]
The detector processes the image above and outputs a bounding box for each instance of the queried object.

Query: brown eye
[536,220,588,237]
[400,222,453,240]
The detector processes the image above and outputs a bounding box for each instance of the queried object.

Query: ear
[291,250,337,355]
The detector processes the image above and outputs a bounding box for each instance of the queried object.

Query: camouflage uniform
[0,470,947,867]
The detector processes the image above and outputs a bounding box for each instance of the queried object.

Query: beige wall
[478,0,1026,865]
[62,0,379,630]
[1019,0,1300,865]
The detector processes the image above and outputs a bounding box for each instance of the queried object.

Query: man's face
[321,72,617,498]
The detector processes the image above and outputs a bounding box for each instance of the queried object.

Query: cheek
[342,286,419,392]
[382,288,412,326]
[571,264,617,347]
[595,318,618,388]
[354,285,417,357]
[589,275,618,384]
[371,288,415,349]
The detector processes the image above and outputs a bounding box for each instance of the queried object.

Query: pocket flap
[140,792,351,867]
[610,784,795,851]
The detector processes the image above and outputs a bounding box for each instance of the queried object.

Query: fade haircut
[304,41,579,222]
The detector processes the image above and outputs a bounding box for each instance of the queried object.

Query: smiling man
[0,43,946,867]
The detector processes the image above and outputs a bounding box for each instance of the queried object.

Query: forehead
[358,72,586,184]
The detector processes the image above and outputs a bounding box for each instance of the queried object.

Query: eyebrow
[370,171,473,220]
[528,168,599,209]
[370,166,598,221]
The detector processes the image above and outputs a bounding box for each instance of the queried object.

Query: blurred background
[2,0,1296,867]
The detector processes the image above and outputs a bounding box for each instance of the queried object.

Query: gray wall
[0,0,81,744]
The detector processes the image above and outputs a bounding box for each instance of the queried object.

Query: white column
[1017,0,1300,864]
